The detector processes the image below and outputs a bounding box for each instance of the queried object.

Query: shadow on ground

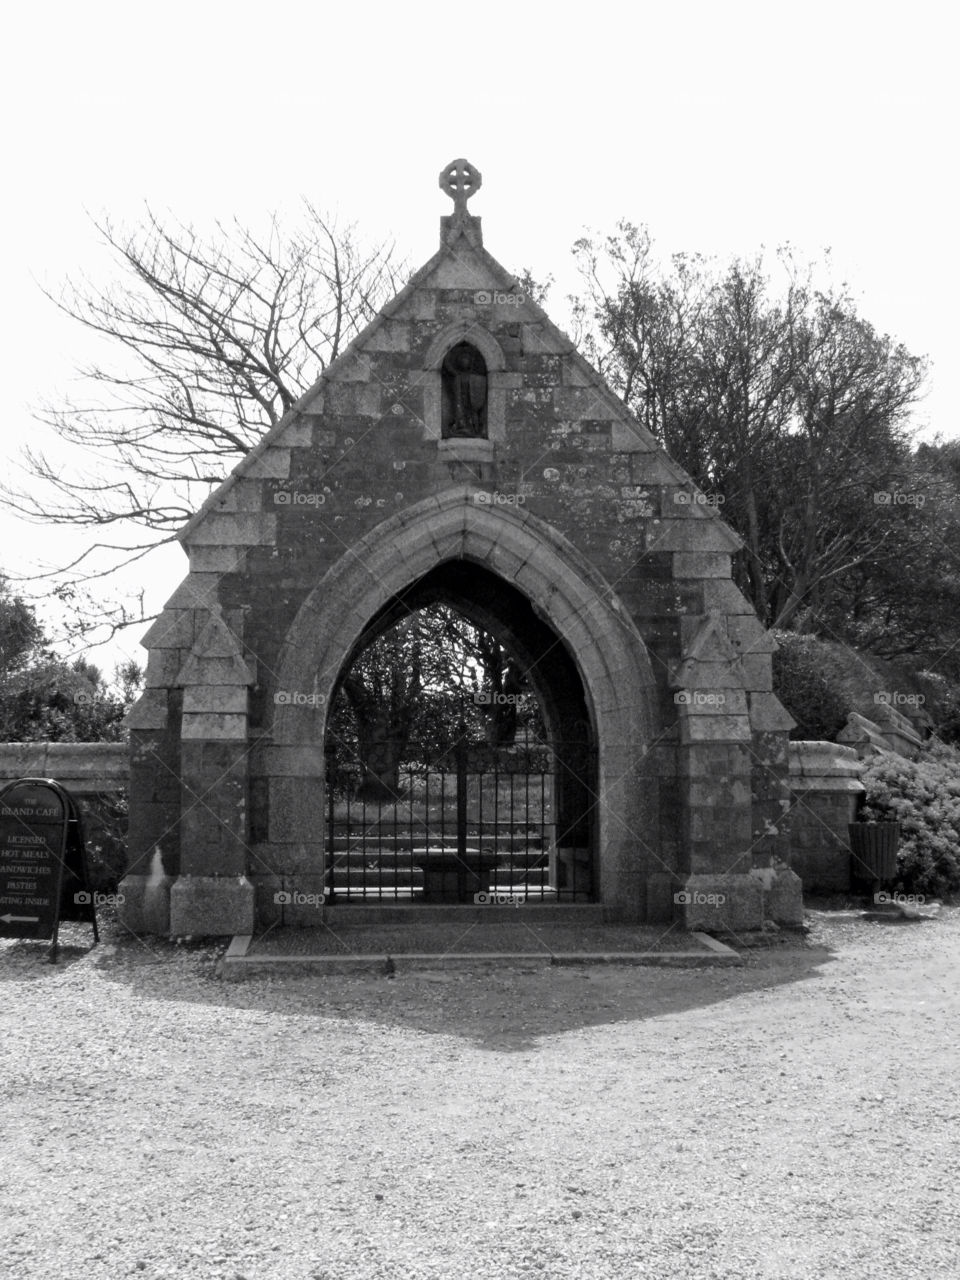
[0,912,839,1052]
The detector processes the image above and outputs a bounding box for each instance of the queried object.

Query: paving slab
[218,925,742,978]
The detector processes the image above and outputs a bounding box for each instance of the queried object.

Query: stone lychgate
[120,159,800,937]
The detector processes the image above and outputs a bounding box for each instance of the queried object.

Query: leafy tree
[327,604,543,799]
[0,576,45,677]
[0,577,141,742]
[570,224,928,632]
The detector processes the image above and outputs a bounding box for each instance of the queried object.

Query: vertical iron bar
[492,752,498,897]
[527,747,535,901]
[345,778,352,900]
[327,759,335,902]
[456,723,467,901]
[439,765,446,884]
[542,754,548,901]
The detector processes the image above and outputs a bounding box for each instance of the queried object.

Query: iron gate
[324,737,594,902]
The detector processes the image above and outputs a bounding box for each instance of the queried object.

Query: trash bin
[848,821,900,884]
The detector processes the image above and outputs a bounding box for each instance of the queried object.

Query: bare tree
[2,204,405,639]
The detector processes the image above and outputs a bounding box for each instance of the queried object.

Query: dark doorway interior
[323,563,597,903]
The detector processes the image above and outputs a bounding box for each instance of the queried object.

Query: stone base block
[274,874,331,926]
[750,866,804,926]
[117,873,174,936]
[168,875,255,937]
[677,874,764,932]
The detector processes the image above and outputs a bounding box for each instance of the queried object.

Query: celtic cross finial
[439,158,482,216]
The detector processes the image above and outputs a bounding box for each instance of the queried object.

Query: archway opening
[322,562,596,904]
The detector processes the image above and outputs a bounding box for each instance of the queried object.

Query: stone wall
[0,742,127,794]
[786,741,865,894]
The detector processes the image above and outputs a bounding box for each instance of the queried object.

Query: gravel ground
[1,909,958,1280]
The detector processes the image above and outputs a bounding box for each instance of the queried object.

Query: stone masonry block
[677,689,749,715]
[246,451,291,480]
[740,653,774,691]
[325,352,373,382]
[141,610,196,650]
[611,418,657,452]
[178,656,255,687]
[726,616,778,654]
[700,580,758,615]
[279,419,314,447]
[163,574,223,611]
[268,777,325,844]
[749,866,804,926]
[186,513,277,546]
[647,520,742,554]
[145,649,185,689]
[169,875,255,937]
[679,743,754,778]
[181,713,248,740]
[125,690,170,731]
[363,321,412,353]
[188,545,247,573]
[672,553,732,579]
[680,715,753,744]
[749,692,796,732]
[182,686,249,715]
[561,360,592,386]
[678,874,764,932]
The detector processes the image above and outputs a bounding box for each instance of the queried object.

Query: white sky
[0,0,955,678]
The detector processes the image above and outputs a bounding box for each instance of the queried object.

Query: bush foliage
[771,631,850,741]
[76,792,128,893]
[860,739,960,900]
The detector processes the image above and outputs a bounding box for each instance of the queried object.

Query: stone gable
[121,161,798,937]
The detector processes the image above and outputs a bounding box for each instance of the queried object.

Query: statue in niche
[441,343,488,438]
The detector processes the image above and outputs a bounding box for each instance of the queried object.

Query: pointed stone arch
[423,321,507,374]
[267,488,661,920]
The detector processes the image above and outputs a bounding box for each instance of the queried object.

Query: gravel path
[1,910,958,1279]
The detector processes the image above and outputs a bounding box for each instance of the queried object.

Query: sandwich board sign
[0,777,99,962]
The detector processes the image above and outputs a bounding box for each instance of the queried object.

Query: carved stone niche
[441,342,488,439]
[422,323,506,462]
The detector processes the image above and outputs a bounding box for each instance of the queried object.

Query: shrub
[771,631,850,741]
[860,739,960,900]
[75,791,128,893]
